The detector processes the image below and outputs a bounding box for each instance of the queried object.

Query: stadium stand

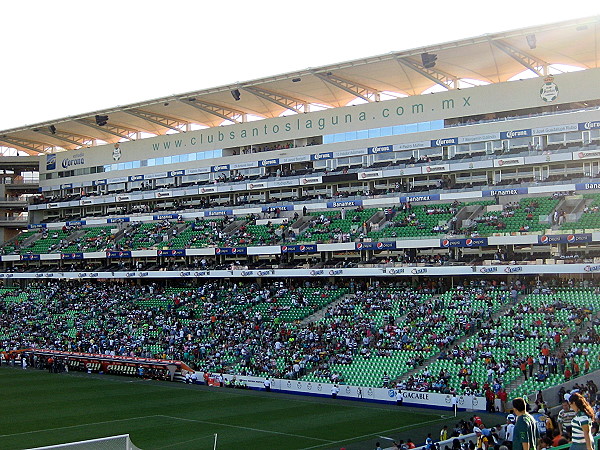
[3,21,600,450]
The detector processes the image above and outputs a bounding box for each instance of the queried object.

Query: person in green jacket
[512,397,539,450]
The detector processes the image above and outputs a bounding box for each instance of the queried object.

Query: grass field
[0,367,496,450]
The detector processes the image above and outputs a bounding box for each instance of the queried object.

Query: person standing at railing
[568,392,594,450]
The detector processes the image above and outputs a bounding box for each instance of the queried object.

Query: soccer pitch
[2,367,474,450]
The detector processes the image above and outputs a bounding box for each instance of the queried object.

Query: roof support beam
[0,137,53,155]
[34,128,95,149]
[241,86,307,114]
[124,109,188,133]
[396,57,457,90]
[491,40,548,77]
[313,72,380,102]
[75,119,137,141]
[180,99,245,124]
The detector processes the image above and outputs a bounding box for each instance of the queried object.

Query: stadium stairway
[56,229,87,252]
[392,292,519,388]
[504,309,600,396]
[299,293,359,326]
[223,218,245,234]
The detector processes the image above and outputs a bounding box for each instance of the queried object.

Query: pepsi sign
[215,247,247,255]
[106,251,132,258]
[62,253,84,260]
[440,238,488,248]
[355,242,397,251]
[537,234,591,245]
[280,244,317,253]
[157,249,186,257]
[20,254,41,261]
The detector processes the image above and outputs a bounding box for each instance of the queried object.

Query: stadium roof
[1,15,599,156]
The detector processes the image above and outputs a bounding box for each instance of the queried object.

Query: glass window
[132,160,141,169]
[392,125,406,135]
[163,156,171,165]
[155,157,164,166]
[344,131,356,141]
[405,123,418,133]
[380,127,393,137]
[148,159,155,167]
[417,122,431,132]
[356,130,368,140]
[188,153,196,162]
[368,128,381,138]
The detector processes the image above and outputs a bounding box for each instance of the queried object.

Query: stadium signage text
[500,129,531,139]
[367,145,393,154]
[575,151,600,160]
[484,188,528,197]
[328,200,362,208]
[579,121,600,130]
[401,194,441,202]
[355,242,396,251]
[205,210,233,217]
[311,152,333,161]
[61,153,85,169]
[430,138,457,147]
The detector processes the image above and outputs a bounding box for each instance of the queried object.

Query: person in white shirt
[505,414,515,445]
[396,390,404,406]
[331,384,340,399]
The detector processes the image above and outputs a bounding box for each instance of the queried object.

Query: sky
[1,0,599,131]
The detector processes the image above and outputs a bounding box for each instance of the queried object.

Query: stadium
[2,13,600,450]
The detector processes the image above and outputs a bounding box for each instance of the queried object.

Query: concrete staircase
[394,294,518,385]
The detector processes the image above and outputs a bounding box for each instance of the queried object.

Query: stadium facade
[0,16,599,278]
